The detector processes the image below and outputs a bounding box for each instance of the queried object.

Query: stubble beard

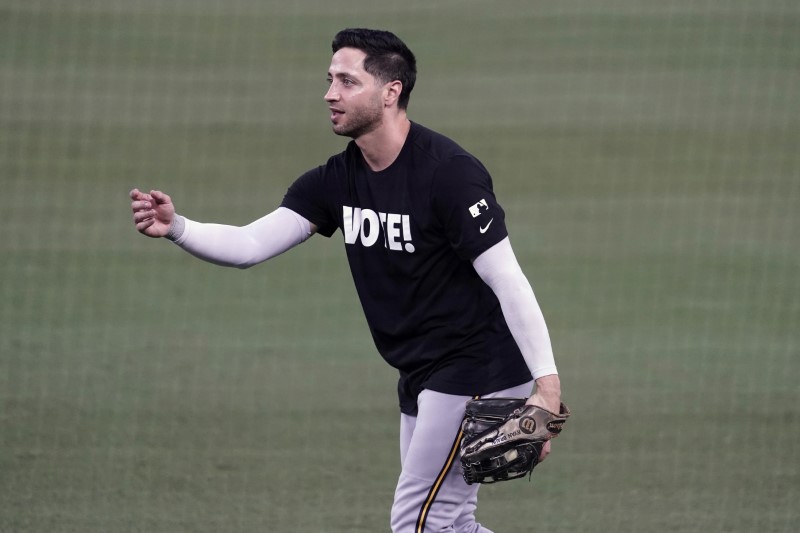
[332,95,384,139]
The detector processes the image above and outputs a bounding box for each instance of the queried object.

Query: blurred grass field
[1,0,798,531]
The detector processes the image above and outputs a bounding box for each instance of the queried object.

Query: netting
[1,1,798,531]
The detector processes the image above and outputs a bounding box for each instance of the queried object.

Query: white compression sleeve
[472,237,558,379]
[168,207,312,269]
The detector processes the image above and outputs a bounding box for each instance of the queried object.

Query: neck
[355,111,411,172]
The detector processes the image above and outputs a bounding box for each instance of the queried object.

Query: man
[130,28,561,533]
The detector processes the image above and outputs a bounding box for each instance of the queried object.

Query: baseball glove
[459,398,570,484]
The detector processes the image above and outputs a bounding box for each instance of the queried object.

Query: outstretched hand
[130,188,175,238]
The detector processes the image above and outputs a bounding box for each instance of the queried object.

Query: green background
[1,1,798,531]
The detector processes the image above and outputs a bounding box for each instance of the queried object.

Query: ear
[383,80,404,108]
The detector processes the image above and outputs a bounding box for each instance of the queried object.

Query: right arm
[129,188,316,269]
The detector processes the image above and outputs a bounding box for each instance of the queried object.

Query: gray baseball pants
[390,380,534,533]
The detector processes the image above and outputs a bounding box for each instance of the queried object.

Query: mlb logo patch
[469,199,489,218]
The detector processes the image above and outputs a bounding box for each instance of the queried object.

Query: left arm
[473,237,562,460]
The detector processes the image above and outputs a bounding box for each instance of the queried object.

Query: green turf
[1,1,798,531]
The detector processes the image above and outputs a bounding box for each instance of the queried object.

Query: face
[325,47,386,139]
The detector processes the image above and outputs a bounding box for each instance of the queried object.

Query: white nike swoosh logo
[479,218,494,233]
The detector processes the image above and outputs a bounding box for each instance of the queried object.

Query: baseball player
[130,28,562,533]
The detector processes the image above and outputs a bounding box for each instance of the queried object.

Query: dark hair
[332,28,417,110]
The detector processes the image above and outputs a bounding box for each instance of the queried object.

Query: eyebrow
[327,71,358,81]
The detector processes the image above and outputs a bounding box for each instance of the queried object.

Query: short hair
[332,28,417,110]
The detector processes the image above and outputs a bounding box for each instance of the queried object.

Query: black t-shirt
[281,122,531,414]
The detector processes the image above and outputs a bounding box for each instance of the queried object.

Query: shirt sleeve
[431,154,509,260]
[280,166,339,238]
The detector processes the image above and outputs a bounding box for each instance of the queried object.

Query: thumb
[150,190,171,205]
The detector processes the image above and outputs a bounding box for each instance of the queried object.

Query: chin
[332,125,357,139]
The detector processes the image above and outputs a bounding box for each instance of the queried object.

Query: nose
[324,83,339,103]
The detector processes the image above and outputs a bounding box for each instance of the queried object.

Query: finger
[135,218,155,232]
[131,200,153,213]
[538,440,552,461]
[133,210,155,223]
[130,188,154,203]
[150,190,171,205]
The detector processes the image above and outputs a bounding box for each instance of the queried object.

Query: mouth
[329,107,344,122]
